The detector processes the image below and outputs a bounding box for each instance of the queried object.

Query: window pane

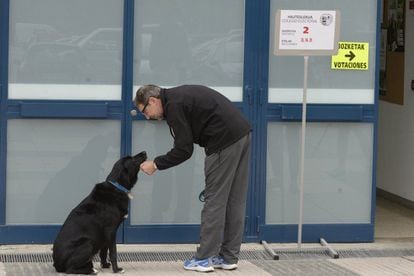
[133,0,245,101]
[8,0,123,100]
[6,120,120,224]
[266,122,373,224]
[269,0,377,103]
[131,121,204,224]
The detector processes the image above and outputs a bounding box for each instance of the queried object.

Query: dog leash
[199,190,205,202]
[108,180,133,199]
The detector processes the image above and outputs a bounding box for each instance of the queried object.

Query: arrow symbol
[345,51,355,61]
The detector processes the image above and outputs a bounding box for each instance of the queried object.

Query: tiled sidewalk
[2,241,414,275]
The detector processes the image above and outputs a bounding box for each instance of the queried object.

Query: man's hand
[140,160,157,175]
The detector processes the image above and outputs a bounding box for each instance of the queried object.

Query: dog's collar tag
[108,180,133,199]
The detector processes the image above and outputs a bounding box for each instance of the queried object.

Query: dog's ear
[119,167,132,186]
[106,157,127,182]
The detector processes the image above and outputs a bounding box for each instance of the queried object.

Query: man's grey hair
[134,84,161,106]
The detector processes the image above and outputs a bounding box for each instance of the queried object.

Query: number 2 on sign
[303,26,309,34]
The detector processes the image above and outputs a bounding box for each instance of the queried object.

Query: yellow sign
[331,42,369,70]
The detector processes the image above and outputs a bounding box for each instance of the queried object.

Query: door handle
[130,109,138,116]
[245,85,253,105]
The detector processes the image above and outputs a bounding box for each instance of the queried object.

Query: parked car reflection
[190,29,244,85]
[18,42,86,83]
[135,27,244,87]
[17,28,122,84]
[16,25,244,86]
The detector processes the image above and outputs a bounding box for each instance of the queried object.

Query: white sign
[274,10,340,56]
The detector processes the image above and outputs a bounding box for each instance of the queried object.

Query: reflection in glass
[8,0,123,99]
[6,120,120,224]
[133,0,245,91]
[266,122,373,224]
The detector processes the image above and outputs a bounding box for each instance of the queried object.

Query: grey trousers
[196,133,251,264]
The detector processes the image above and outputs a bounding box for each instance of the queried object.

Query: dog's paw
[91,268,99,275]
[101,262,111,269]
[113,267,125,274]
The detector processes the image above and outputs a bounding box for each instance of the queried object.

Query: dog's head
[106,151,147,190]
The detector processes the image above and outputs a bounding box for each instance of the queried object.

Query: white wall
[377,2,414,201]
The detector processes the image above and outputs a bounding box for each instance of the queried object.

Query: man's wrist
[153,161,158,170]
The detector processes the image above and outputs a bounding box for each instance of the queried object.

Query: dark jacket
[154,85,251,170]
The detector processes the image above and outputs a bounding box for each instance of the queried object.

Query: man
[134,84,251,272]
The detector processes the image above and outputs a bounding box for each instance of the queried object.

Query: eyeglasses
[141,100,150,114]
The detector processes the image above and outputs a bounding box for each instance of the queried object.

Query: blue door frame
[0,0,10,239]
[0,0,379,244]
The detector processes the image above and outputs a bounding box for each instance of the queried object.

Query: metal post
[320,238,339,259]
[260,240,279,260]
[298,55,309,249]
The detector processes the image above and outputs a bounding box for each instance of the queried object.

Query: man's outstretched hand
[140,160,157,175]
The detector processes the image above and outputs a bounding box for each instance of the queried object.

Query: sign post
[274,9,340,250]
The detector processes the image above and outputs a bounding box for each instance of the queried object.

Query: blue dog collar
[109,180,133,199]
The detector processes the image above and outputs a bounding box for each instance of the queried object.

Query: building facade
[0,0,379,244]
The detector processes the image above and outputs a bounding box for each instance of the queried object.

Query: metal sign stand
[261,9,340,260]
[298,55,338,258]
[297,55,308,249]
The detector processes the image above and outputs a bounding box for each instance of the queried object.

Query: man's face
[138,97,163,120]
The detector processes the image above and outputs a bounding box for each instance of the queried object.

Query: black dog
[53,151,147,274]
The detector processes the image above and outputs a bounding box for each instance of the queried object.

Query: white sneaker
[211,255,238,270]
[183,257,214,272]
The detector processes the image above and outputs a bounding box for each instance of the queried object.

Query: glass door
[258,0,378,242]
[124,0,252,243]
